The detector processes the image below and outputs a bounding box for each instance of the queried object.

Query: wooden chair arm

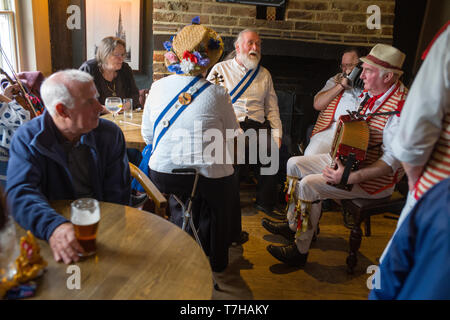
[129,163,167,218]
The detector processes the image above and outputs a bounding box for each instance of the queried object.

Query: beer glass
[123,98,133,119]
[70,198,100,257]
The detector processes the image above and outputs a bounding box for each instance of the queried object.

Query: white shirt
[316,75,364,123]
[392,27,450,166]
[362,82,402,172]
[141,75,240,179]
[207,58,282,139]
[305,76,363,155]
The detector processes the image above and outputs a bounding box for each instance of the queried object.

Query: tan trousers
[286,154,394,254]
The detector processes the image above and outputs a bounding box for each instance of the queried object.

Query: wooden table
[17,201,213,300]
[102,111,146,151]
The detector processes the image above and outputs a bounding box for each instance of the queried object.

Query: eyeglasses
[111,53,126,58]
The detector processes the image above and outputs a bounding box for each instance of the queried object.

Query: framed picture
[85,0,143,71]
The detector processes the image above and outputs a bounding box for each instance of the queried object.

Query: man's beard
[237,51,261,70]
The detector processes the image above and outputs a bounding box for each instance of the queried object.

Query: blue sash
[229,64,261,104]
[131,77,212,191]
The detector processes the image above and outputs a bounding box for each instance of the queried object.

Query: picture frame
[85,0,143,72]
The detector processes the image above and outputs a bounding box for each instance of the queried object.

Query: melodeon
[329,115,370,191]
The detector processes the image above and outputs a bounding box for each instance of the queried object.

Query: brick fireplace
[152,0,396,145]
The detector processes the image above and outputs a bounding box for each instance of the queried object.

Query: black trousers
[149,169,236,272]
[238,118,278,211]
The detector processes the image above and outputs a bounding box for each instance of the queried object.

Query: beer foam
[71,209,100,226]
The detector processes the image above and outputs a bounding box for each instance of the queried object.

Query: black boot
[261,218,295,241]
[267,243,308,267]
[255,203,287,221]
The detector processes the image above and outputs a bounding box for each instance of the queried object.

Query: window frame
[0,10,18,72]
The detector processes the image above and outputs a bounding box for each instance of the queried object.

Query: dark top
[6,111,131,241]
[79,59,141,108]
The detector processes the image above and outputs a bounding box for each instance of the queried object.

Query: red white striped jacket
[310,92,343,137]
[358,82,408,194]
[414,113,450,199]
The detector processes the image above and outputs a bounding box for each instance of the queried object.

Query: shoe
[130,192,148,207]
[231,231,249,246]
[261,218,295,241]
[254,203,286,221]
[266,243,308,267]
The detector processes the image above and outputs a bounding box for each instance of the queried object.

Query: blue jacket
[6,111,131,241]
[369,178,450,300]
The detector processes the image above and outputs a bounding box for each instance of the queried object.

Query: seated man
[264,44,408,267]
[141,21,240,272]
[6,69,131,265]
[0,93,30,187]
[207,29,283,220]
[306,47,365,155]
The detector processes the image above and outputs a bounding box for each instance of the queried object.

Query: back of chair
[129,163,167,218]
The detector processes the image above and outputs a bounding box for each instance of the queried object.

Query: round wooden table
[102,111,146,151]
[18,201,213,300]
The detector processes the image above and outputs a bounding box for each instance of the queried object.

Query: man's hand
[333,73,351,90]
[48,223,84,264]
[322,157,345,184]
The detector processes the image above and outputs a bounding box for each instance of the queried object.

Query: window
[0,0,18,72]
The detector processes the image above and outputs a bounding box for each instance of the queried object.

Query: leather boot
[261,218,295,241]
[266,243,308,267]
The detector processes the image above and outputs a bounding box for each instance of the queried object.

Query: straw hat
[164,18,224,76]
[360,44,406,75]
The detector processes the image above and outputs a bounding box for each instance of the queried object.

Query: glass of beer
[70,198,100,257]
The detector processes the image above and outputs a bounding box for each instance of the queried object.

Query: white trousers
[286,153,394,254]
[304,125,335,156]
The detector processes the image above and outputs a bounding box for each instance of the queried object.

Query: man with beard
[207,29,283,222]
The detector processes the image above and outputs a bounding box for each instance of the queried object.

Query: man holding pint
[6,69,131,264]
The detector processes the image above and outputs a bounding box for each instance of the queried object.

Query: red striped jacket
[358,82,408,194]
[414,113,450,199]
[310,92,343,137]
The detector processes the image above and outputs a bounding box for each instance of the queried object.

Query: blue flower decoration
[163,41,173,51]
[167,64,183,75]
[191,16,200,25]
[208,38,221,50]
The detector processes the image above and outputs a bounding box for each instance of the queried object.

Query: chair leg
[346,209,363,274]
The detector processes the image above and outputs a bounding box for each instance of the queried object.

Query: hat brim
[360,56,404,76]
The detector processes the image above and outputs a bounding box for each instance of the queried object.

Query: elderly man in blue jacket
[6,69,131,264]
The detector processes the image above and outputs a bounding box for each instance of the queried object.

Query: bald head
[41,70,94,116]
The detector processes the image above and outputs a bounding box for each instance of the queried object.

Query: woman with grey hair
[79,36,141,109]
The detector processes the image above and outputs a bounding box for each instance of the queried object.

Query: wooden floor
[212,187,398,300]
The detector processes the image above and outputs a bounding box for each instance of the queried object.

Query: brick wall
[153,0,396,80]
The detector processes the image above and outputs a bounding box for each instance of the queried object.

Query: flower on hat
[180,59,196,74]
[167,64,183,74]
[193,51,210,67]
[164,51,179,64]
[208,38,221,50]
[163,41,173,51]
[182,51,198,64]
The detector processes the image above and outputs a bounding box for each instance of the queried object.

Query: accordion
[329,115,370,191]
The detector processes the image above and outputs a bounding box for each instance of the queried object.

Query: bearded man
[207,29,283,222]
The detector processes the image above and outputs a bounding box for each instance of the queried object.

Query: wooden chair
[341,183,407,274]
[129,163,167,218]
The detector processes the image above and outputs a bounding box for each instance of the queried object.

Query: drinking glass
[123,98,133,120]
[105,97,122,122]
[70,198,101,257]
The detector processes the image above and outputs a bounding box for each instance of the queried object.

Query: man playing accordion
[264,44,409,267]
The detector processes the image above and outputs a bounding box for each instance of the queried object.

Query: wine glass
[105,97,122,122]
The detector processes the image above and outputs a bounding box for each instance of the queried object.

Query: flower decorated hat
[164,17,224,76]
